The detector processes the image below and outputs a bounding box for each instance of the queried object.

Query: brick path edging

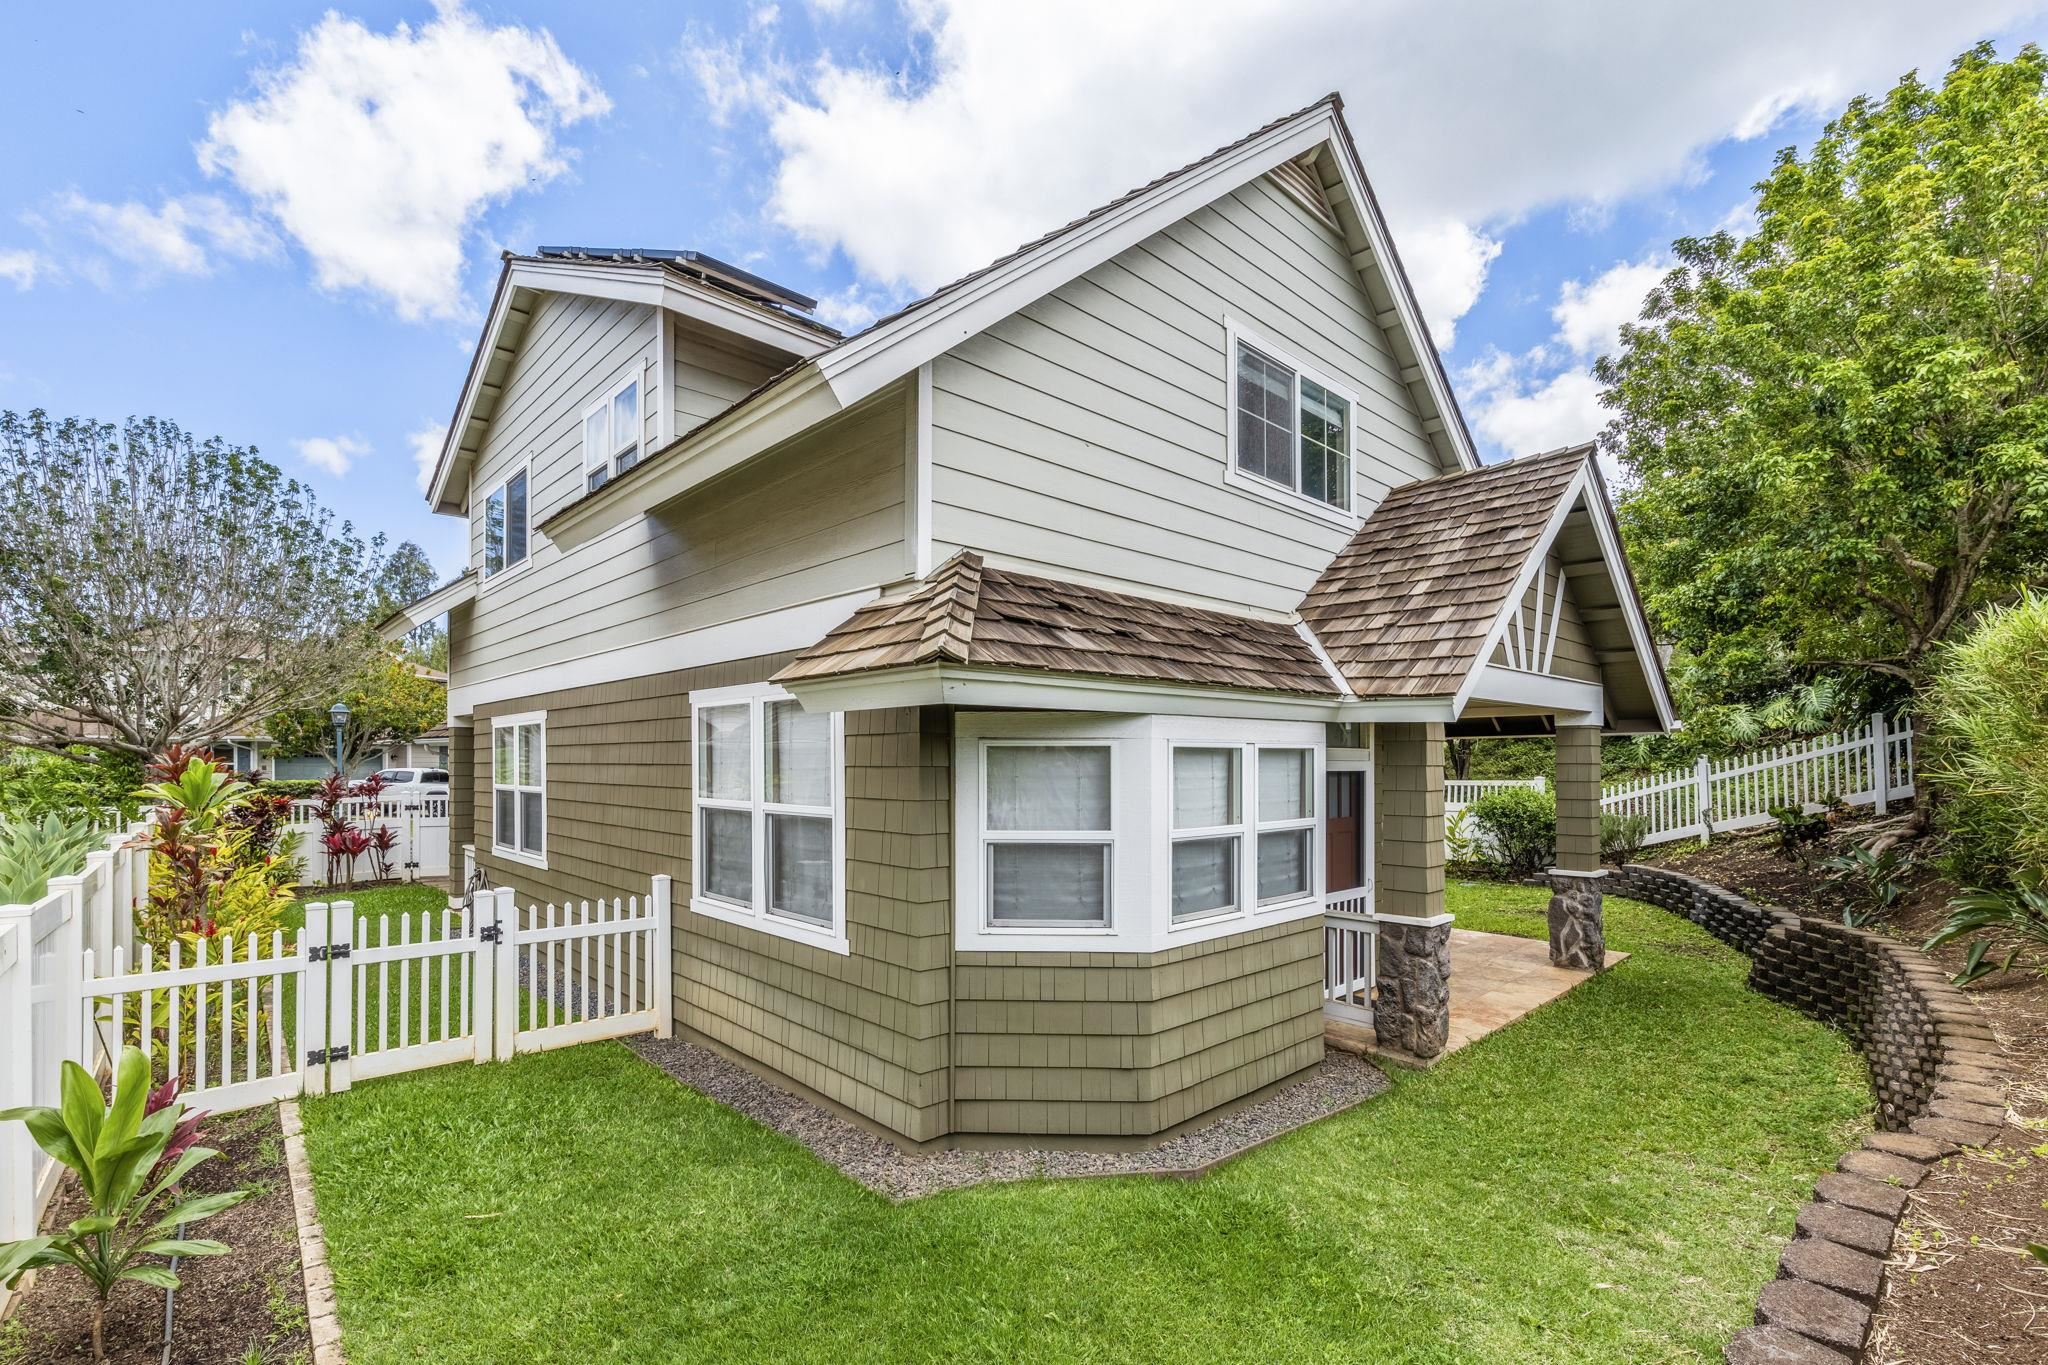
[1606,865,2012,1364]
[278,1101,346,1365]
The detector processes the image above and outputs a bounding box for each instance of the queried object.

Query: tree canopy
[265,652,446,772]
[0,411,408,758]
[1599,44,2048,712]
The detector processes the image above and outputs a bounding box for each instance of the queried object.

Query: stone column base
[1375,914,1453,1059]
[1545,869,1607,971]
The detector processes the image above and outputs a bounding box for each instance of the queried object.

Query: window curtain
[987,746,1109,831]
[990,844,1107,923]
[700,706,751,801]
[1172,747,1237,828]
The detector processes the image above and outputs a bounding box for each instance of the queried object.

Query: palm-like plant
[1927,879,2048,985]
[136,757,254,834]
[0,811,99,903]
[0,1047,250,1361]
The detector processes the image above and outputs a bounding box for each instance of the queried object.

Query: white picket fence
[1602,712,1914,848]
[284,795,451,886]
[0,854,670,1315]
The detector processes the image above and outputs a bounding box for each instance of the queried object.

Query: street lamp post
[329,701,351,776]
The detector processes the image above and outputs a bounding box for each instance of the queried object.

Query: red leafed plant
[145,744,227,784]
[322,827,371,885]
[366,824,399,882]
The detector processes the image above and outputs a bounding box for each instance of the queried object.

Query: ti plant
[1820,844,1914,928]
[1927,877,2048,986]
[0,1047,251,1362]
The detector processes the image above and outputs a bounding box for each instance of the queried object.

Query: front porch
[1324,923,1628,1064]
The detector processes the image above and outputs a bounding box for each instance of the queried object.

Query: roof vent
[1266,157,1340,233]
[534,246,818,314]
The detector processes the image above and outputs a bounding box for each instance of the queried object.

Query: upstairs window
[583,374,642,492]
[483,467,529,577]
[1229,332,1354,515]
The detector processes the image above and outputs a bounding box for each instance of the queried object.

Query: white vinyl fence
[286,794,451,885]
[0,842,670,1315]
[1602,712,1914,849]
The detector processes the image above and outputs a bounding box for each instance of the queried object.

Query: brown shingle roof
[776,553,1340,697]
[1298,446,1590,698]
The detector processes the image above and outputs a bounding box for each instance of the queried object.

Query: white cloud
[294,434,369,477]
[408,422,449,493]
[697,0,2037,348]
[49,192,277,277]
[1552,256,1670,358]
[0,249,44,289]
[197,2,609,321]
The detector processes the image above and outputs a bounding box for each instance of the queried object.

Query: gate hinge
[403,860,421,870]
[307,1045,351,1065]
[479,924,503,943]
[307,944,352,962]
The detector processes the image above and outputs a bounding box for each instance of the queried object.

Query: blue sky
[3,1,2043,579]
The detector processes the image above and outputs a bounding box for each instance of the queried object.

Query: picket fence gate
[286,795,451,887]
[1,870,671,1314]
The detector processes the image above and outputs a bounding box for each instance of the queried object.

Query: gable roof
[538,92,1482,551]
[775,552,1341,697]
[1298,447,1589,698]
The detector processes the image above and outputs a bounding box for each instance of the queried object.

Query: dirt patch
[1,1106,311,1365]
[1643,818,2048,1360]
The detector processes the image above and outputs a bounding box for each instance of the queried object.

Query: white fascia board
[1322,129,1480,473]
[543,367,839,551]
[1449,464,1594,718]
[378,573,477,641]
[1294,621,1356,697]
[1579,467,1679,731]
[427,264,518,512]
[815,113,1337,408]
[783,663,1451,723]
[1465,667,1605,720]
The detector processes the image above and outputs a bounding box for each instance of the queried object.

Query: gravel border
[626,1035,1389,1200]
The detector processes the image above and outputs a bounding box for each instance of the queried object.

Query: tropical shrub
[1926,591,2048,888]
[1820,844,1914,928]
[0,747,142,824]
[1927,878,2048,985]
[0,1048,251,1362]
[0,811,99,903]
[1464,786,1556,878]
[1599,811,1651,867]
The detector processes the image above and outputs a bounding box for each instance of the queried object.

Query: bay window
[1226,322,1356,517]
[1169,743,1316,923]
[691,684,846,952]
[491,712,545,865]
[982,744,1114,928]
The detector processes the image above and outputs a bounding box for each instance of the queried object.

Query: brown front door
[1326,771,1364,892]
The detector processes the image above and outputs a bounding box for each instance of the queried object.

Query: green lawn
[298,886,1871,1364]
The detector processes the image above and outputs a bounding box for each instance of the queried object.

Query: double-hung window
[482,468,529,578]
[491,713,545,864]
[1168,743,1315,924]
[1229,327,1354,515]
[691,685,845,950]
[981,744,1114,928]
[582,374,642,492]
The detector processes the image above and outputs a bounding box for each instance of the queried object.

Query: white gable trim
[1447,462,1676,730]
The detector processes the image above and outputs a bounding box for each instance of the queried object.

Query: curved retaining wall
[1606,865,2012,1365]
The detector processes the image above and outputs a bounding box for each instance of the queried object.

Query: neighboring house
[226,728,451,780]
[389,94,1673,1145]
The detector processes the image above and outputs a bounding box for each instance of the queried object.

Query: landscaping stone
[1374,918,1452,1058]
[1937,1063,2005,1087]
[1778,1237,1886,1303]
[1724,1326,1852,1364]
[1933,1080,2004,1106]
[1909,1115,2002,1147]
[1928,1097,2006,1126]
[1835,1148,1927,1187]
[1795,1200,1895,1255]
[1755,1280,1871,1354]
[1543,873,1606,971]
[1863,1131,1950,1160]
[1812,1172,1908,1219]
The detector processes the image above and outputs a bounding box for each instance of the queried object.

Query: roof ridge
[912,550,984,664]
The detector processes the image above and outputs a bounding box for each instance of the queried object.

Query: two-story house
[387,94,1673,1146]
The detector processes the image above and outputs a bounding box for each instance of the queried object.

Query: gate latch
[307,944,352,962]
[479,924,504,943]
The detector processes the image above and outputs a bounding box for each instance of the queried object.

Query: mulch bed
[1,1106,311,1365]
[1645,816,2048,1363]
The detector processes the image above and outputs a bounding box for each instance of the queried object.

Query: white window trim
[1221,317,1361,529]
[978,739,1119,934]
[954,713,1324,954]
[582,371,644,495]
[490,710,547,869]
[479,460,534,589]
[688,682,849,956]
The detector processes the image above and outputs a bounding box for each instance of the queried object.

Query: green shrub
[1928,591,2048,888]
[0,812,99,904]
[0,747,141,824]
[1820,844,1913,928]
[253,779,325,800]
[1465,786,1556,878]
[1927,878,2048,984]
[1600,811,1651,866]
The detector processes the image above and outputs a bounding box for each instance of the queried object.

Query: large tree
[265,652,446,773]
[0,411,402,758]
[1600,44,2048,716]
[372,539,448,669]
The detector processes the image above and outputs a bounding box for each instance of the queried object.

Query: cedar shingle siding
[470,673,1325,1143]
